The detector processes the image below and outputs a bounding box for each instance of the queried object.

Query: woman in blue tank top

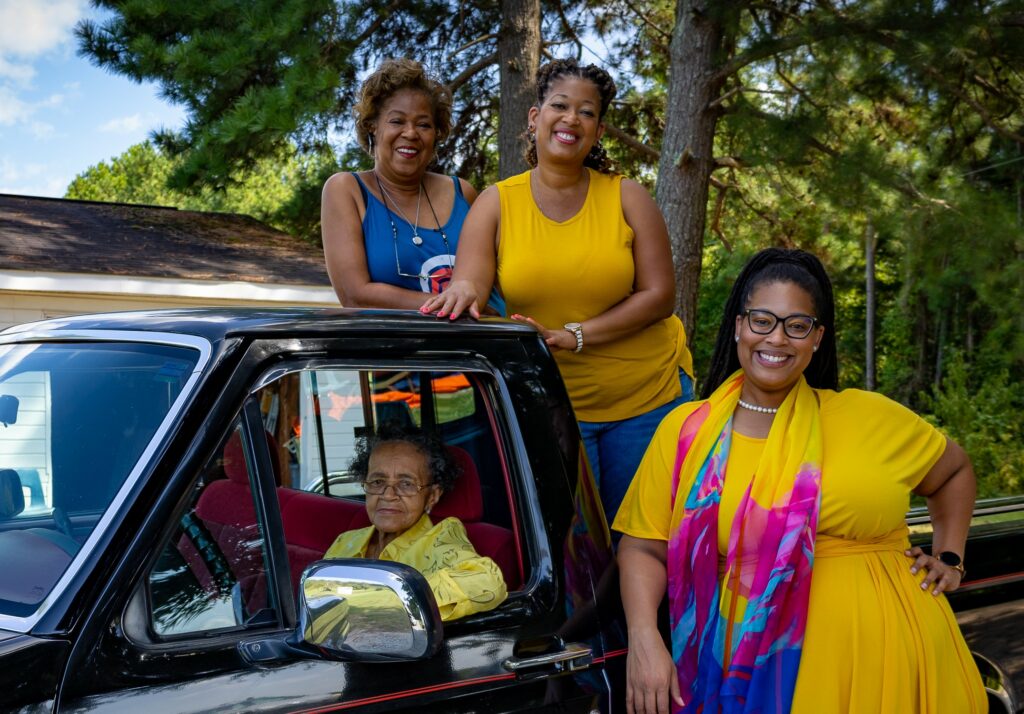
[322,58,504,314]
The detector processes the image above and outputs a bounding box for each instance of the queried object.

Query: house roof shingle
[0,193,331,286]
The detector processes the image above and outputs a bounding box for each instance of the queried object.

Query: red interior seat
[436,446,521,590]
[181,430,280,614]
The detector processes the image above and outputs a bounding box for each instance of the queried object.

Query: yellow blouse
[325,514,507,622]
[495,169,693,422]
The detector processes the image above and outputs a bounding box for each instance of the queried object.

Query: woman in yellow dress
[613,248,985,713]
[325,423,506,622]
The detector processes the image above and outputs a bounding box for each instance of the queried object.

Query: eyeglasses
[743,309,819,339]
[361,477,433,497]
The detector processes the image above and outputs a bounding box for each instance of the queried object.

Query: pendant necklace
[374,171,453,281]
[374,171,424,245]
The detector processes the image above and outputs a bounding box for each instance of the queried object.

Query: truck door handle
[503,641,593,674]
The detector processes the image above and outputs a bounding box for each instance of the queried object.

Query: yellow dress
[325,514,507,622]
[613,388,986,713]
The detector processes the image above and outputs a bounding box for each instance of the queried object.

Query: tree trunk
[864,220,877,391]
[497,0,540,180]
[655,0,730,347]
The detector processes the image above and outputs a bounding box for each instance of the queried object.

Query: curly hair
[352,58,453,156]
[348,421,461,494]
[701,247,839,399]
[525,58,617,174]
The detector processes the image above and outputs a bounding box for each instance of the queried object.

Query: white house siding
[298,370,366,492]
[0,370,51,507]
[0,270,337,331]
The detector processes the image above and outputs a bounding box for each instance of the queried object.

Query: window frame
[132,406,289,644]
[249,355,548,627]
[0,330,211,635]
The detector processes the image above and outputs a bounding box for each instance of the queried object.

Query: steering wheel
[52,506,74,540]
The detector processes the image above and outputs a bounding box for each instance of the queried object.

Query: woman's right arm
[618,535,683,714]
[420,185,500,319]
[321,173,441,309]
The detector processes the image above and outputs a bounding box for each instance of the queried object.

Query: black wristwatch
[937,551,966,578]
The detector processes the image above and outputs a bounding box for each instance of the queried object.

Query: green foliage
[73,0,1024,502]
[65,141,337,242]
[922,351,1024,499]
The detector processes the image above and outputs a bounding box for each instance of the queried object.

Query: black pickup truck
[0,308,1019,713]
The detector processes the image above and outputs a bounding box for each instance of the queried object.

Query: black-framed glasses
[743,309,819,339]
[361,477,433,497]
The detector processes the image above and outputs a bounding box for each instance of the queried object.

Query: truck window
[0,341,199,621]
[147,421,278,638]
[258,367,524,600]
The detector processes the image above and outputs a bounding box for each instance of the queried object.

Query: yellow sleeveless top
[496,169,694,422]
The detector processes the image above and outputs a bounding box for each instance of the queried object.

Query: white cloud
[29,121,54,138]
[0,157,69,197]
[0,86,65,127]
[0,86,31,125]
[39,92,65,108]
[0,55,33,83]
[0,0,87,57]
[99,113,146,133]
[0,0,83,132]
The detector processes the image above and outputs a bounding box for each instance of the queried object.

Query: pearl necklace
[737,398,779,414]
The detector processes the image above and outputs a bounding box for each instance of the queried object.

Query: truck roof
[0,307,540,344]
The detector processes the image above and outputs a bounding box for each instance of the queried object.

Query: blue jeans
[579,370,695,528]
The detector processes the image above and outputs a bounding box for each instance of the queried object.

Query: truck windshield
[0,341,199,619]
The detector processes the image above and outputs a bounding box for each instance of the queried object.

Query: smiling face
[364,440,441,540]
[371,88,437,181]
[735,280,825,405]
[528,76,605,166]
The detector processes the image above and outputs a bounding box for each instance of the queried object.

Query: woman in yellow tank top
[422,58,694,524]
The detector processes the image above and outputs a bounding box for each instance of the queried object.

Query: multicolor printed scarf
[667,371,822,713]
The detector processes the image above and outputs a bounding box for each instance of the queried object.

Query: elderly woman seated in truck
[324,422,507,621]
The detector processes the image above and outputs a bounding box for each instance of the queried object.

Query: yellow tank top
[496,169,694,422]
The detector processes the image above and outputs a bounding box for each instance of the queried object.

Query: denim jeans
[579,370,695,527]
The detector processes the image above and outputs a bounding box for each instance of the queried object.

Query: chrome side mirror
[298,559,443,661]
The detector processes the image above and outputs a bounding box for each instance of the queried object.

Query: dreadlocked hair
[701,247,839,399]
[523,58,617,174]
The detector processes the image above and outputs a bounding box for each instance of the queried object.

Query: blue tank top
[355,174,504,314]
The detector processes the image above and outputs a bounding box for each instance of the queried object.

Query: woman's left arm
[907,437,976,595]
[516,178,676,351]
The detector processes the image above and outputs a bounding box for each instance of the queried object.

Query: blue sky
[0,0,184,197]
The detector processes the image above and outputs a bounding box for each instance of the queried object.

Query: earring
[813,345,819,352]
[735,334,740,343]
